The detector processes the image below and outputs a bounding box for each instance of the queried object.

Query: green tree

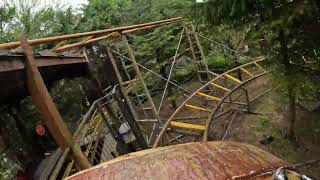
[194,0,320,139]
[0,3,16,42]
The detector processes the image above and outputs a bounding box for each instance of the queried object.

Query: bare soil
[221,90,320,178]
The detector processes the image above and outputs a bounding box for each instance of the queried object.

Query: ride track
[153,57,271,147]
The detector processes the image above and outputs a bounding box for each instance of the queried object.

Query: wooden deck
[0,50,88,105]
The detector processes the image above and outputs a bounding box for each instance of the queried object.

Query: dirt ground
[221,90,320,178]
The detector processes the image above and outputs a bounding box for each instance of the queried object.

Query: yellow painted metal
[197,92,221,101]
[62,115,104,178]
[170,121,205,131]
[254,62,266,72]
[224,74,241,84]
[210,82,231,92]
[63,161,74,178]
[240,68,254,77]
[185,104,212,112]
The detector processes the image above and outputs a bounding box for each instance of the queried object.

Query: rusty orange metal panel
[66,141,288,180]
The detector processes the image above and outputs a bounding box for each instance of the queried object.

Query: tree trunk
[288,87,296,139]
[279,29,297,140]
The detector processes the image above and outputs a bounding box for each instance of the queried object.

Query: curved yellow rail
[153,57,270,148]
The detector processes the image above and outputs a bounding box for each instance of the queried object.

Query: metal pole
[158,28,185,113]
[122,36,161,124]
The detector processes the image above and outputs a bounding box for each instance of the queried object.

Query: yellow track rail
[153,58,269,148]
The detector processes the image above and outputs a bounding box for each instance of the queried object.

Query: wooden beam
[0,55,86,72]
[20,37,92,170]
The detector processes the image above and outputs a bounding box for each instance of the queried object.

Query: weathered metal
[0,17,182,49]
[66,141,288,180]
[20,37,92,170]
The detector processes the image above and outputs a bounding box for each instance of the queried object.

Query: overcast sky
[60,0,88,9]
[1,0,89,9]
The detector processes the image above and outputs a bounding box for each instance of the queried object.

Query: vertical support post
[122,36,161,125]
[20,37,91,170]
[97,104,129,154]
[184,26,201,80]
[244,88,251,112]
[185,25,210,81]
[105,46,148,149]
[237,67,243,81]
[191,24,210,78]
[114,86,148,149]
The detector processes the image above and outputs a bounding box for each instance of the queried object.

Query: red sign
[36,124,46,136]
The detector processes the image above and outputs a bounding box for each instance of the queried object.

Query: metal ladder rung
[135,94,147,98]
[254,62,266,72]
[136,119,158,122]
[210,82,231,92]
[122,79,138,86]
[240,67,254,77]
[185,104,212,112]
[170,121,205,131]
[142,107,152,110]
[124,64,133,69]
[197,92,221,102]
[224,74,242,84]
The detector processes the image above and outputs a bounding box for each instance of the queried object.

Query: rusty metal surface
[66,141,288,180]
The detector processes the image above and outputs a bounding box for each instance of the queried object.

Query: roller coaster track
[153,57,270,147]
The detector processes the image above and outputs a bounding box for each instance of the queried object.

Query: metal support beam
[104,46,148,149]
[122,36,161,124]
[20,37,92,170]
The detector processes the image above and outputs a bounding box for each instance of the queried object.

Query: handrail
[0,17,182,50]
[49,88,116,179]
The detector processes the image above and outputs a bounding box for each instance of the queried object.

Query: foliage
[0,3,16,42]
[194,0,320,138]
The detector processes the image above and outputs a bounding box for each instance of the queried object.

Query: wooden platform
[0,51,88,105]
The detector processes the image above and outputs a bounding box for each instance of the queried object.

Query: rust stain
[66,141,289,180]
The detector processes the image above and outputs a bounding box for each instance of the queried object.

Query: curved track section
[153,58,270,147]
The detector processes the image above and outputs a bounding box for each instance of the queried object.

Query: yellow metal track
[185,104,212,112]
[224,74,242,84]
[240,68,253,77]
[197,92,221,101]
[170,121,205,131]
[210,82,231,92]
